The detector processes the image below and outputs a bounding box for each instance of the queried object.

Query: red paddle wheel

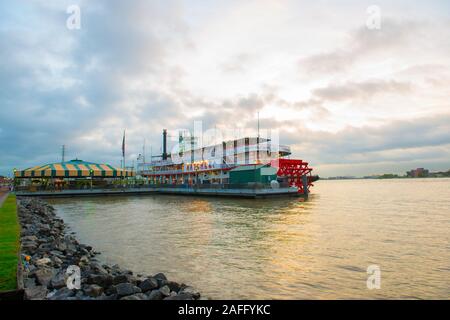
[271,159,314,194]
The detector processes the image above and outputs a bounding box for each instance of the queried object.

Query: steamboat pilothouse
[138,129,317,197]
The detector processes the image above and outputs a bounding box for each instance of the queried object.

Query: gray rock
[36,257,52,267]
[110,264,122,274]
[115,282,135,297]
[55,241,67,252]
[101,264,111,272]
[133,286,142,294]
[79,256,89,264]
[96,293,118,300]
[49,250,64,257]
[135,293,148,300]
[154,272,168,287]
[123,269,133,275]
[34,268,55,287]
[22,235,38,242]
[50,271,66,289]
[164,293,195,300]
[84,284,104,297]
[179,286,201,299]
[120,294,142,300]
[105,285,117,296]
[53,256,63,266]
[38,243,52,251]
[21,241,37,252]
[38,224,51,234]
[48,287,76,300]
[65,297,81,301]
[164,280,181,293]
[113,274,130,285]
[147,289,163,300]
[88,274,113,288]
[25,285,48,300]
[138,278,158,292]
[159,285,171,297]
[24,277,37,288]
[154,273,167,281]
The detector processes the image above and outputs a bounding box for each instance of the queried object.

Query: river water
[48,179,450,299]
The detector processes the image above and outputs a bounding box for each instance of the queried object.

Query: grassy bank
[0,194,19,291]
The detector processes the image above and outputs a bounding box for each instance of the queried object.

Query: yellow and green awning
[15,159,134,178]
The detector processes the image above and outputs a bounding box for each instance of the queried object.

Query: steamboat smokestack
[162,129,168,160]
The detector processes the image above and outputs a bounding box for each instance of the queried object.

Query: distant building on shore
[0,175,11,187]
[326,176,357,180]
[407,168,429,178]
[363,175,381,179]
[428,170,450,178]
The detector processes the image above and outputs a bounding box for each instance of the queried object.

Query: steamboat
[137,129,317,198]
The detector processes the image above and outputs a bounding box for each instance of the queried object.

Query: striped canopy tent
[15,159,134,178]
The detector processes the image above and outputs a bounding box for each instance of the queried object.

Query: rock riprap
[18,198,201,300]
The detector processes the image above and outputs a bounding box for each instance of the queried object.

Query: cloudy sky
[1,0,449,177]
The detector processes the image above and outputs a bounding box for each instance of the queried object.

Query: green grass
[0,194,19,291]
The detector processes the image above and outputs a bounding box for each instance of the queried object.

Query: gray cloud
[0,0,190,174]
[299,18,424,75]
[312,79,412,102]
[289,113,450,166]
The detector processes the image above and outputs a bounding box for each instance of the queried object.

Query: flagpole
[143,138,146,164]
[122,130,126,170]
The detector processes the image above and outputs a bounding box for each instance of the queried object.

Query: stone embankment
[18,198,201,300]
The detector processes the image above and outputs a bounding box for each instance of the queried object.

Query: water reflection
[49,179,450,299]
